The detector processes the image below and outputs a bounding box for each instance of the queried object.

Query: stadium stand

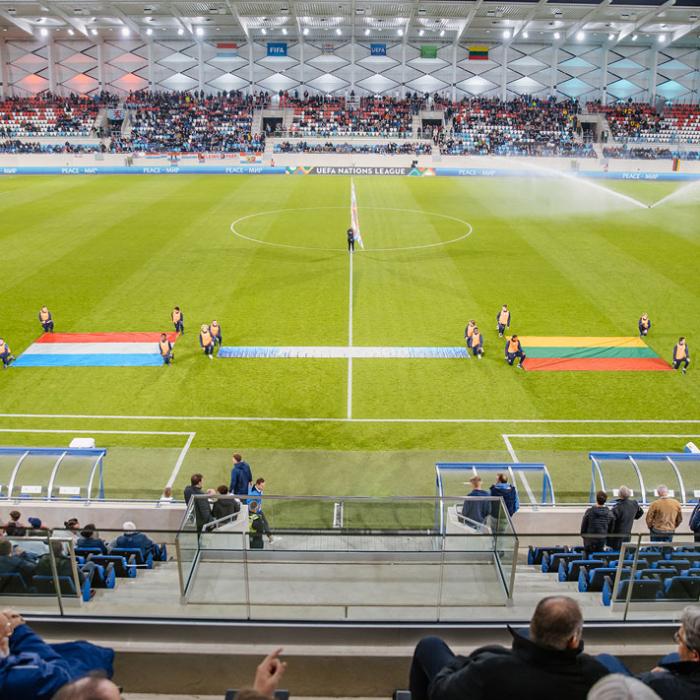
[273,141,432,155]
[0,94,109,138]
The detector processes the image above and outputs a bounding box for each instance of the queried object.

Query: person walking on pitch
[159,333,173,366]
[199,323,215,359]
[347,227,355,253]
[505,334,526,369]
[172,307,184,335]
[496,304,511,337]
[673,337,690,374]
[38,306,54,333]
[638,313,651,337]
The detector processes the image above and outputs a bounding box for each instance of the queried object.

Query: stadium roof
[0,0,698,46]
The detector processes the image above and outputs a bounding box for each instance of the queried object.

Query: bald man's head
[530,596,584,651]
[52,675,121,700]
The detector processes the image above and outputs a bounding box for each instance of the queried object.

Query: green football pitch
[0,173,698,503]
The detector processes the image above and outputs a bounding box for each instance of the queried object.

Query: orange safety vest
[472,332,481,347]
[159,340,171,355]
[172,310,181,322]
[675,344,687,360]
[499,310,509,325]
[40,309,50,321]
[200,330,213,347]
[640,317,649,329]
[507,339,520,353]
[210,323,220,335]
[0,341,6,354]
[466,324,475,339]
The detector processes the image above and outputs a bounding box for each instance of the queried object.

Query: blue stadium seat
[662,577,700,601]
[110,547,153,569]
[542,552,578,573]
[0,571,32,594]
[653,559,691,570]
[560,559,605,583]
[602,577,663,606]
[635,568,679,581]
[33,575,93,602]
[88,554,136,578]
[580,567,631,593]
[528,545,567,566]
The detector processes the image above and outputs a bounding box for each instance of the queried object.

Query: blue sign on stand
[267,42,288,56]
[370,43,387,56]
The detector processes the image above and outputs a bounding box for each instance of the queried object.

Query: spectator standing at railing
[646,486,682,542]
[608,486,644,550]
[581,491,614,558]
[249,478,273,544]
[184,473,214,531]
[461,476,491,526]
[212,485,241,521]
[230,453,253,497]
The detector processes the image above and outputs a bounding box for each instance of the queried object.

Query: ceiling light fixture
[303,27,309,35]
[608,32,615,40]
[146,27,153,35]
[419,29,424,37]
[632,33,637,40]
[439,29,444,37]
[91,28,98,35]
[282,27,287,35]
[67,28,75,35]
[40,27,48,37]
[522,31,528,38]
[336,27,341,35]
[658,33,665,42]
[364,28,370,36]
[576,30,584,41]
[196,26,203,36]
[503,29,511,39]
[121,26,130,37]
[261,27,267,35]
[397,28,403,37]
[553,31,560,39]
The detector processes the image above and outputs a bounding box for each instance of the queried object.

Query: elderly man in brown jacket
[646,484,683,542]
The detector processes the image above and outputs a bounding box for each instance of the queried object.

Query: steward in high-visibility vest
[0,339,15,369]
[172,307,184,334]
[505,335,526,369]
[159,333,173,366]
[672,337,690,374]
[38,306,54,333]
[638,314,651,337]
[210,320,222,346]
[496,305,511,337]
[199,324,214,358]
[248,501,265,549]
[470,327,484,359]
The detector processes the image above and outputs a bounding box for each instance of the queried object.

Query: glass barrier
[2,496,697,625]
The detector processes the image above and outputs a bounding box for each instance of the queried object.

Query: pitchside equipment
[350,179,364,249]
[589,449,700,506]
[0,446,106,501]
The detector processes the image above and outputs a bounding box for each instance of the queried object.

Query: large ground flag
[350,179,364,249]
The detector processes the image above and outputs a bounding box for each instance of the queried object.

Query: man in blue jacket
[111,521,164,562]
[461,475,492,526]
[0,608,114,700]
[230,453,253,497]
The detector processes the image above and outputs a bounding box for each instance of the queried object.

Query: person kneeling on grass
[210,320,222,347]
[464,320,476,357]
[159,333,173,366]
[0,339,14,369]
[38,306,54,333]
[199,323,214,359]
[639,313,651,337]
[470,326,484,359]
[505,334,526,369]
[673,337,690,374]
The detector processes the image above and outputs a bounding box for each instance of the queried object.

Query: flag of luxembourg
[13,333,178,367]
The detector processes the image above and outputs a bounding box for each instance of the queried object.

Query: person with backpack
[489,473,519,520]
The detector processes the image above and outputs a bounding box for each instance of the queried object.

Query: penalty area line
[165,431,196,490]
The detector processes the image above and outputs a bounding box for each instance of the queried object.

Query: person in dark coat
[489,473,519,519]
[608,485,644,550]
[580,491,614,558]
[212,484,241,522]
[690,501,700,543]
[461,476,492,527]
[409,596,608,700]
[0,608,115,700]
[76,523,109,554]
[111,522,164,561]
[0,539,36,586]
[637,606,700,700]
[183,473,213,531]
[229,453,253,497]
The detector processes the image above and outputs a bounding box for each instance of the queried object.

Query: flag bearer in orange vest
[672,337,690,374]
[496,304,511,337]
[464,320,476,358]
[171,307,184,335]
[638,313,651,338]
[38,306,54,333]
[159,333,173,366]
[470,327,484,359]
[505,334,526,369]
[200,324,215,359]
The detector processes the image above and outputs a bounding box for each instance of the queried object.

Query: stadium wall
[1,152,700,176]
[1,37,699,103]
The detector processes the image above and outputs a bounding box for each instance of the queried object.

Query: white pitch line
[0,428,193,436]
[501,434,536,505]
[165,431,196,489]
[347,243,354,419]
[505,433,700,438]
[1,414,700,424]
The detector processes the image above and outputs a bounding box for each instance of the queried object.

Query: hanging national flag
[12,332,179,367]
[350,179,364,249]
[420,45,438,59]
[468,46,489,61]
[216,42,238,58]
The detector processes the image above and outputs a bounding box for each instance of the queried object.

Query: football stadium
[0,0,699,697]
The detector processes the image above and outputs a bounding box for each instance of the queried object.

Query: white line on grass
[504,433,700,439]
[501,434,536,505]
[2,414,700,424]
[347,239,354,419]
[165,431,196,489]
